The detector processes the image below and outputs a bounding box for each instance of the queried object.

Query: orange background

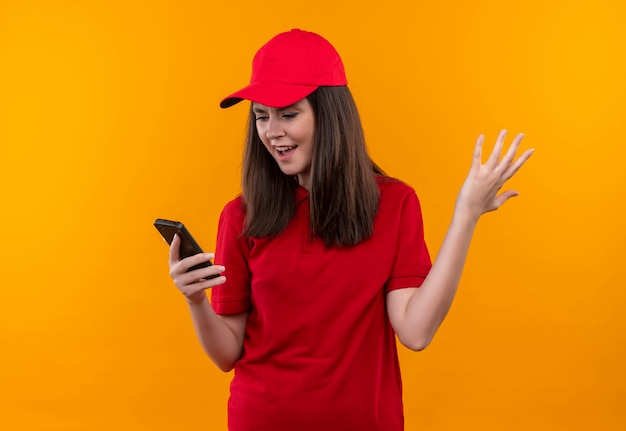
[1,1,624,430]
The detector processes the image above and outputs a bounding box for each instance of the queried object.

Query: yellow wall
[1,1,624,430]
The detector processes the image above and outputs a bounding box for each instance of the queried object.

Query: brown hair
[241,86,385,247]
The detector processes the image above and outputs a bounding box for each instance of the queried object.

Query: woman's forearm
[185,294,246,372]
[391,211,477,351]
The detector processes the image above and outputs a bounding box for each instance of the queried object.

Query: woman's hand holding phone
[168,234,226,303]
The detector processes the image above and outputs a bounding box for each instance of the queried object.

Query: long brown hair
[241,86,385,247]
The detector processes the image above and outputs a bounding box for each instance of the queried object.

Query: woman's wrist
[185,290,208,306]
[451,205,480,228]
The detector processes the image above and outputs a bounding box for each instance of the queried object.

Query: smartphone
[154,218,218,277]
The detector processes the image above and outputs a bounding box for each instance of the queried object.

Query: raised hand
[455,130,534,222]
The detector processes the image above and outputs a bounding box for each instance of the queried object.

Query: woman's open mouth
[275,145,297,159]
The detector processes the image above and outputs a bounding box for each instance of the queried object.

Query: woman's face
[253,98,315,190]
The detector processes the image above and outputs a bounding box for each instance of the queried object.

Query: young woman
[167,29,533,431]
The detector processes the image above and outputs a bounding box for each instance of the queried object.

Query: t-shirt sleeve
[385,187,432,292]
[210,198,252,315]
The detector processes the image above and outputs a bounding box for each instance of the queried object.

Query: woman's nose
[266,117,286,140]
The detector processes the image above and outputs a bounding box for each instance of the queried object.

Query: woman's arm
[169,234,247,371]
[387,130,534,351]
[186,298,248,372]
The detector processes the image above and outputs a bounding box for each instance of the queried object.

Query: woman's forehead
[252,99,310,112]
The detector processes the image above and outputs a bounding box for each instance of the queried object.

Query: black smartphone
[154,218,218,276]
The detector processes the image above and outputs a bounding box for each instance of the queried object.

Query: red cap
[220,29,347,109]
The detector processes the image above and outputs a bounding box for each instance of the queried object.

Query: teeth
[276,146,296,153]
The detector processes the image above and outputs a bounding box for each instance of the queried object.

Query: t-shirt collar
[296,186,309,204]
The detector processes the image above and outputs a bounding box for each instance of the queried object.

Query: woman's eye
[282,113,298,119]
[255,116,268,121]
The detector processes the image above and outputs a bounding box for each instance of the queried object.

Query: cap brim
[220,82,319,109]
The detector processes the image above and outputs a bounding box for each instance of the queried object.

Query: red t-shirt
[211,177,432,431]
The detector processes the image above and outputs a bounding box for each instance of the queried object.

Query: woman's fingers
[472,134,485,169]
[503,147,535,181]
[168,233,181,264]
[166,234,226,302]
[176,252,215,273]
[496,132,524,172]
[482,131,533,183]
[170,260,226,299]
[170,252,222,281]
[493,189,520,210]
[175,261,224,285]
[458,130,534,218]
[485,129,507,168]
